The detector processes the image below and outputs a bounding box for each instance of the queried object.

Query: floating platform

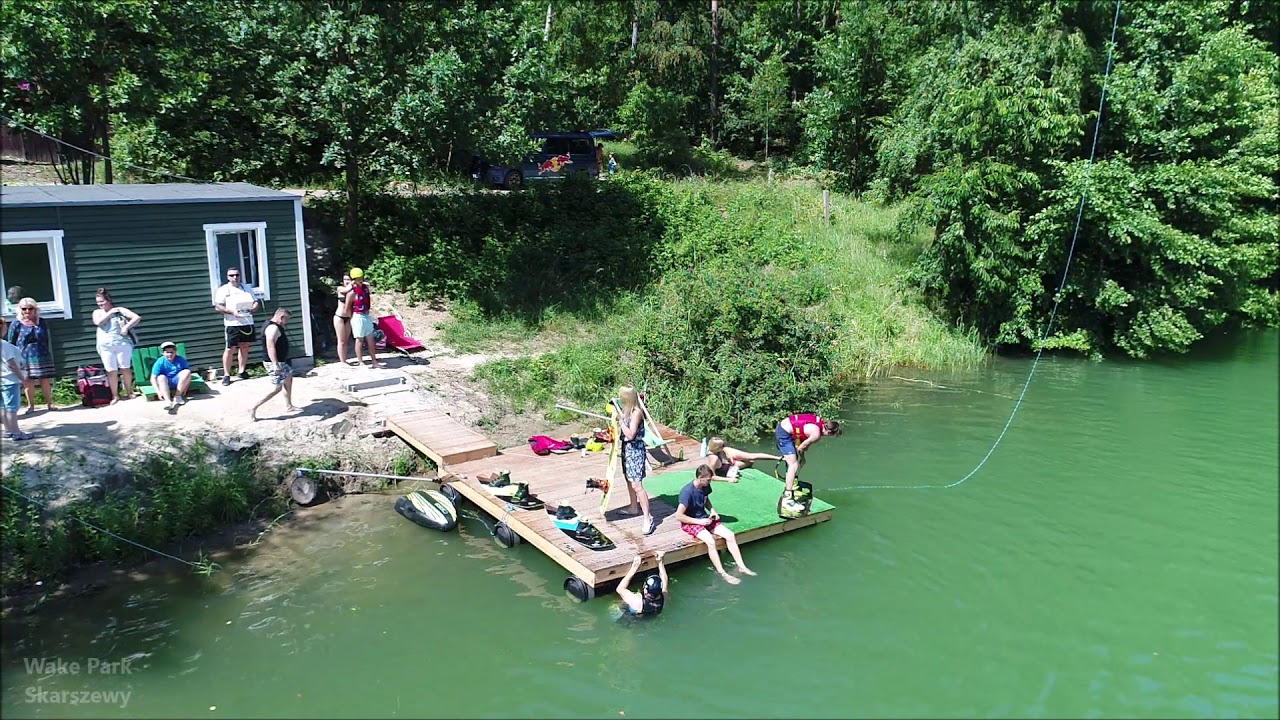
[385,410,499,467]
[439,425,834,600]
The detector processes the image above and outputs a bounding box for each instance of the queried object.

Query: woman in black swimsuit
[332,273,353,365]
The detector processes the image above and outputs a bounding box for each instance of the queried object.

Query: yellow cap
[350,267,364,279]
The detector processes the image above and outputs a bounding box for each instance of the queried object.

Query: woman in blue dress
[6,298,55,413]
[617,385,656,535]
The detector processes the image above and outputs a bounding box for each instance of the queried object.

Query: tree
[0,0,178,183]
[733,53,789,163]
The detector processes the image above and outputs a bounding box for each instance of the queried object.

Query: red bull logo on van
[538,154,573,175]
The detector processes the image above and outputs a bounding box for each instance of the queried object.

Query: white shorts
[351,312,374,339]
[97,343,133,372]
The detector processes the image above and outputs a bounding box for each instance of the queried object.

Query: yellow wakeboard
[600,400,623,515]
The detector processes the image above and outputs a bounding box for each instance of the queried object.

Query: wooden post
[823,190,830,224]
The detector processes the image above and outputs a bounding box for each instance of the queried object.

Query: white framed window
[204,222,269,302]
[0,230,73,320]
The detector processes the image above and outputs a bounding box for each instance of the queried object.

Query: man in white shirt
[213,267,260,385]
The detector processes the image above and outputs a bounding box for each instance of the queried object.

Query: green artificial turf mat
[645,467,835,531]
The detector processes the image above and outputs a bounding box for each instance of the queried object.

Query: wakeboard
[777,480,815,519]
[600,400,623,515]
[547,503,617,551]
[485,479,545,510]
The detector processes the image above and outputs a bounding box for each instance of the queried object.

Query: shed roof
[0,182,296,208]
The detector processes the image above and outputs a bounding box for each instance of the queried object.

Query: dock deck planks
[384,410,499,467]
[440,424,833,594]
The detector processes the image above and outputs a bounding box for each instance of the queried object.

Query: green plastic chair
[132,343,210,401]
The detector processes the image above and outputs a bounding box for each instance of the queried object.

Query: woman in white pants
[92,287,142,404]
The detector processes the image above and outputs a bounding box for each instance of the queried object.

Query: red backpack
[75,366,113,407]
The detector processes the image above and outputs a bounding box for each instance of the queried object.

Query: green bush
[631,265,840,439]
[1,443,287,593]
[323,175,984,442]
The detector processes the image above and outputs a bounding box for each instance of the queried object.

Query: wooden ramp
[385,410,498,468]
[440,425,834,600]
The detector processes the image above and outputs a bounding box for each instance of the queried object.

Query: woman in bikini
[333,272,353,364]
[703,436,780,481]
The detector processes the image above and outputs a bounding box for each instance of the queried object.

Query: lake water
[2,330,1276,719]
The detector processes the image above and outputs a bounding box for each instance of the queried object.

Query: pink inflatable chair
[374,314,425,354]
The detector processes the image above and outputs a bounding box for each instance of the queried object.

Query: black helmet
[642,575,662,597]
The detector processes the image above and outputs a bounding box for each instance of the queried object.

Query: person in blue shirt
[675,464,755,585]
[150,341,193,411]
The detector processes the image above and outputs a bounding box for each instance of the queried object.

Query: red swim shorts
[681,519,720,539]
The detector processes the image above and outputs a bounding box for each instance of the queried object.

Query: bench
[131,343,210,401]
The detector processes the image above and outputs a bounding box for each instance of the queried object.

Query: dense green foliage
[322,174,663,318]
[2,0,1275,358]
[411,177,980,437]
[1,441,287,592]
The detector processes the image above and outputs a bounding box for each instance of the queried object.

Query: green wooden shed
[0,182,314,375]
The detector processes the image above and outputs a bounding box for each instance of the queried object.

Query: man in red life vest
[774,413,842,513]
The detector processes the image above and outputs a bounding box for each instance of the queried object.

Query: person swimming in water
[616,552,668,617]
[703,436,781,481]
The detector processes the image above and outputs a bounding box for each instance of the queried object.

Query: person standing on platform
[616,385,655,535]
[775,412,841,514]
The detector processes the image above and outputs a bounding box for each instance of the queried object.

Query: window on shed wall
[203,222,269,302]
[0,230,73,319]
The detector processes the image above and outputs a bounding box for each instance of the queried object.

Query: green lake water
[2,330,1276,719]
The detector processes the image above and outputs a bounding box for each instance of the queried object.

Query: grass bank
[325,174,984,441]
[0,440,431,596]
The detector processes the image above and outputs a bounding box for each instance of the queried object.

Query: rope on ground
[826,0,1123,493]
[0,483,199,568]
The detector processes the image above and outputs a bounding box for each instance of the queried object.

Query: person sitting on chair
[703,436,780,481]
[150,341,193,411]
[675,465,755,585]
[616,551,668,617]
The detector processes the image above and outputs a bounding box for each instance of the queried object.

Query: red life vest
[787,413,822,443]
[350,282,371,314]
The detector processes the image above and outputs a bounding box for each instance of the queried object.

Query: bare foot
[109,397,119,405]
[284,405,300,413]
[739,567,757,577]
[720,572,741,586]
[249,409,258,421]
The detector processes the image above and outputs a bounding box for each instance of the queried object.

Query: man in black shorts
[213,267,259,385]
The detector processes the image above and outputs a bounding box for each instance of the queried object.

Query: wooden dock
[385,410,498,467]
[439,425,834,600]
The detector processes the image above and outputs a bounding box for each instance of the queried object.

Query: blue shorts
[774,424,797,457]
[1,383,19,412]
